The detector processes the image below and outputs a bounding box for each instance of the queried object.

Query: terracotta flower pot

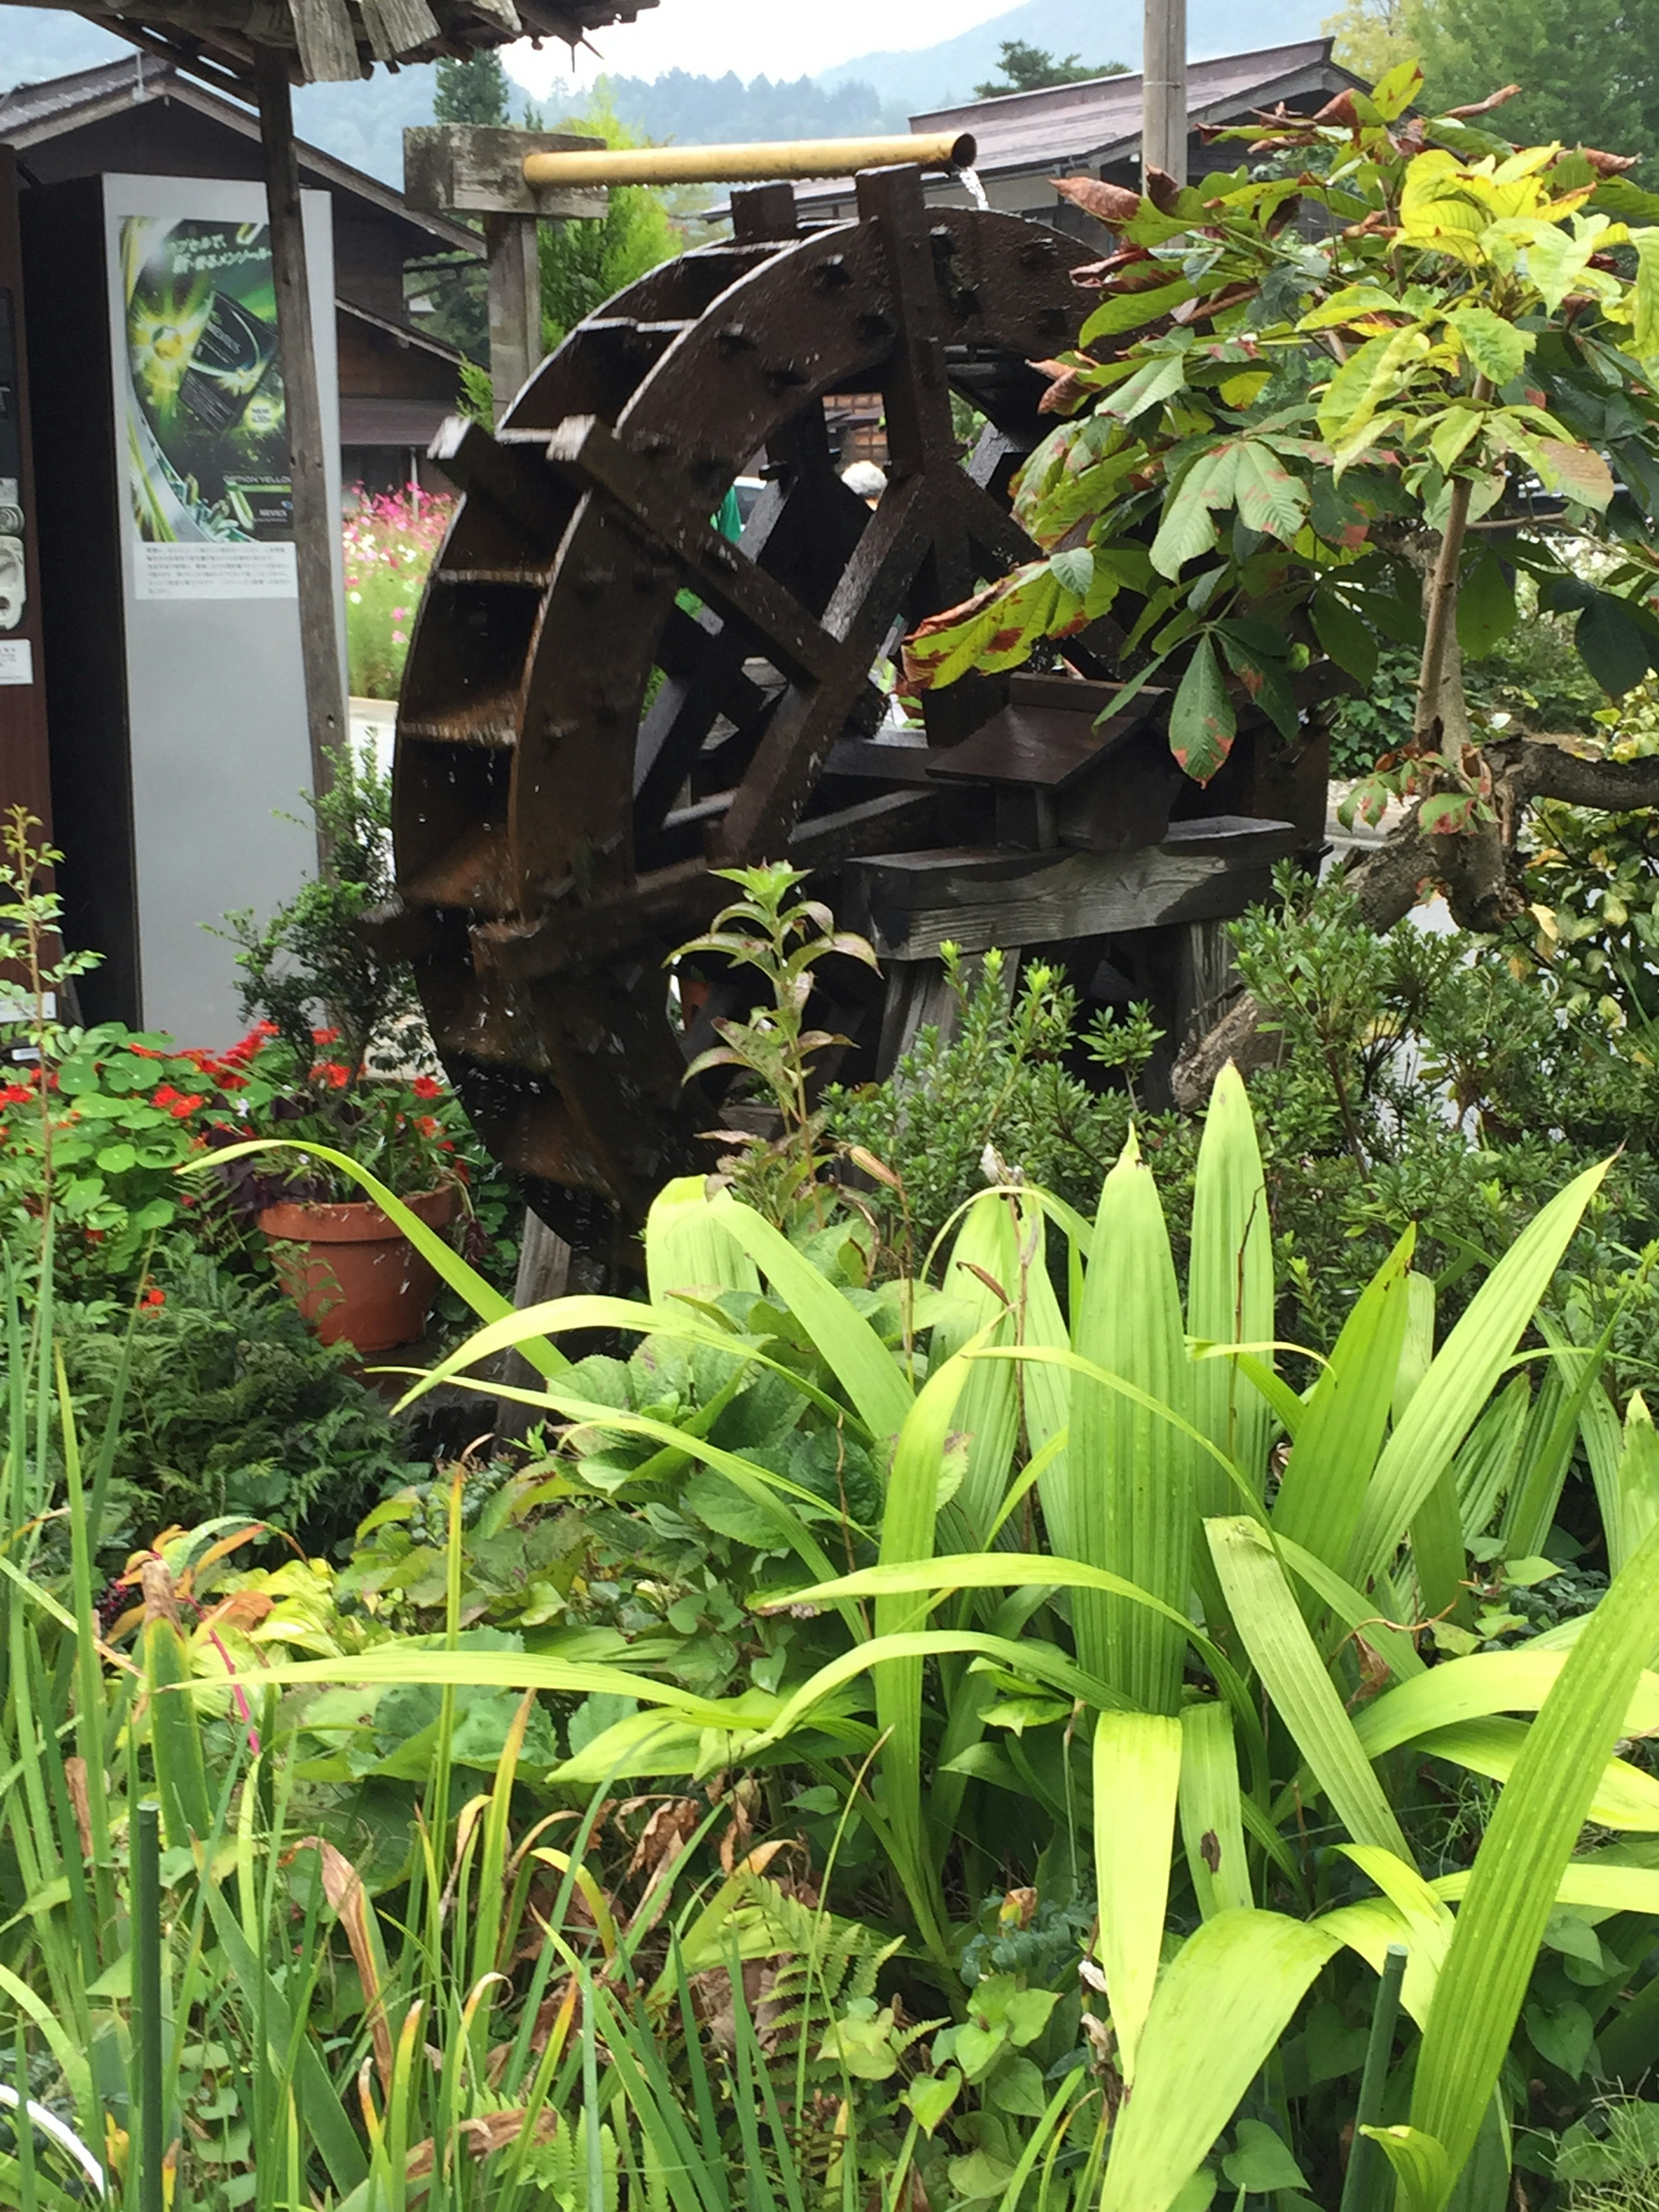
[258,1185,457,1354]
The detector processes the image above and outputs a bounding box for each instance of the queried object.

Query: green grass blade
[712,1194,913,1444]
[1408,1501,1659,2201]
[646,1175,760,1302]
[1092,1712,1182,2079]
[1207,1516,1414,1859]
[1099,1910,1339,2212]
[1271,1230,1414,1571]
[1350,1648,1659,1759]
[931,1193,1021,1544]
[1178,1702,1251,1916]
[1069,1131,1195,1713]
[1349,1158,1611,1583]
[1452,1377,1530,1545]
[1188,1062,1274,1502]
[873,1343,980,1957]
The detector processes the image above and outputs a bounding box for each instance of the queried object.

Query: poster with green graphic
[120,216,296,592]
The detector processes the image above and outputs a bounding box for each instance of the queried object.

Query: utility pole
[1142,0,1189,185]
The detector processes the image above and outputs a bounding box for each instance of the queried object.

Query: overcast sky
[506,0,1017,94]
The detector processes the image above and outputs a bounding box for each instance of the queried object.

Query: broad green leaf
[1102,352,1189,424]
[1188,1062,1274,1505]
[645,1176,759,1304]
[1223,2121,1307,2193]
[1273,1229,1414,1572]
[1169,634,1236,782]
[875,1342,982,1955]
[1614,1392,1659,1576]
[1311,589,1380,685]
[1353,1648,1659,1759]
[1208,1517,1414,1859]
[1081,277,1198,343]
[1362,2126,1452,2212]
[711,1194,913,1446]
[1454,1376,1530,1542]
[1576,591,1653,695]
[1151,442,1244,578]
[1410,1507,1659,2200]
[1269,1531,1426,1681]
[1297,283,1413,331]
[1456,553,1517,660]
[1348,1160,1610,1586]
[1445,305,1533,385]
[933,1193,1022,1545]
[1410,1716,1659,1831]
[1099,1910,1339,2212]
[1371,57,1424,119]
[1093,1712,1183,2079]
[1316,327,1431,451]
[1179,1702,1251,1916]
[1632,229,1659,360]
[1071,1131,1197,1712]
[1234,442,1310,540]
[1534,438,1615,510]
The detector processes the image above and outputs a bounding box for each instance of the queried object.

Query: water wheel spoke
[547,414,842,686]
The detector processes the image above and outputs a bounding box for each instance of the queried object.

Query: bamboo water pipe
[520,130,978,190]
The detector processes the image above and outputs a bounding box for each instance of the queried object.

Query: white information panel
[101,176,343,1039]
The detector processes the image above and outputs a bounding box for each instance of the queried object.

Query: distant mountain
[0,0,1334,196]
[820,0,1329,114]
[588,69,905,147]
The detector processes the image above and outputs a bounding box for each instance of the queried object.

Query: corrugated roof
[914,39,1346,178]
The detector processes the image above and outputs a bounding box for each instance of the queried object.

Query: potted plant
[213,750,484,1352]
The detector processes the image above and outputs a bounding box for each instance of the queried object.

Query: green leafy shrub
[58,1240,426,1551]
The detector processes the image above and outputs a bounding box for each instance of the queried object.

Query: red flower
[414,1114,441,1138]
[411,1075,443,1101]
[311,1061,351,1090]
[311,1027,341,1046]
[126,1043,167,1060]
[153,1085,204,1119]
[0,1082,34,1106]
[140,1284,165,1309]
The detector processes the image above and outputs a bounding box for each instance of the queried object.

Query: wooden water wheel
[389,165,1324,1246]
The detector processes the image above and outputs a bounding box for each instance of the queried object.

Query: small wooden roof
[1,0,658,90]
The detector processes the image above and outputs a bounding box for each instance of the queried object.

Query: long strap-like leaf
[1409,1501,1659,2202]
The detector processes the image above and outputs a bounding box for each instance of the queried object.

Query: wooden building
[795,39,1367,232]
[0,54,480,490]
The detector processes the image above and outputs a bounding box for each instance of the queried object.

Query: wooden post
[253,42,344,831]
[1142,0,1189,185]
[483,213,543,425]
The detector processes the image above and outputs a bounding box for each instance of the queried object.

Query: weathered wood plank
[842,817,1298,959]
[404,126,608,219]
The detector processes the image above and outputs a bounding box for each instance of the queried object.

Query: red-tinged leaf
[1583,146,1639,175]
[1419,791,1478,836]
[1051,175,1143,227]
[1168,633,1237,784]
[1443,83,1522,119]
[1535,439,1615,510]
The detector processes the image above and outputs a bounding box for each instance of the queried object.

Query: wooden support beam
[842,817,1298,961]
[1143,0,1189,185]
[253,43,343,832]
[483,212,542,425]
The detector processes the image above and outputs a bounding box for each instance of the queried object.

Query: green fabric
[713,487,744,542]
